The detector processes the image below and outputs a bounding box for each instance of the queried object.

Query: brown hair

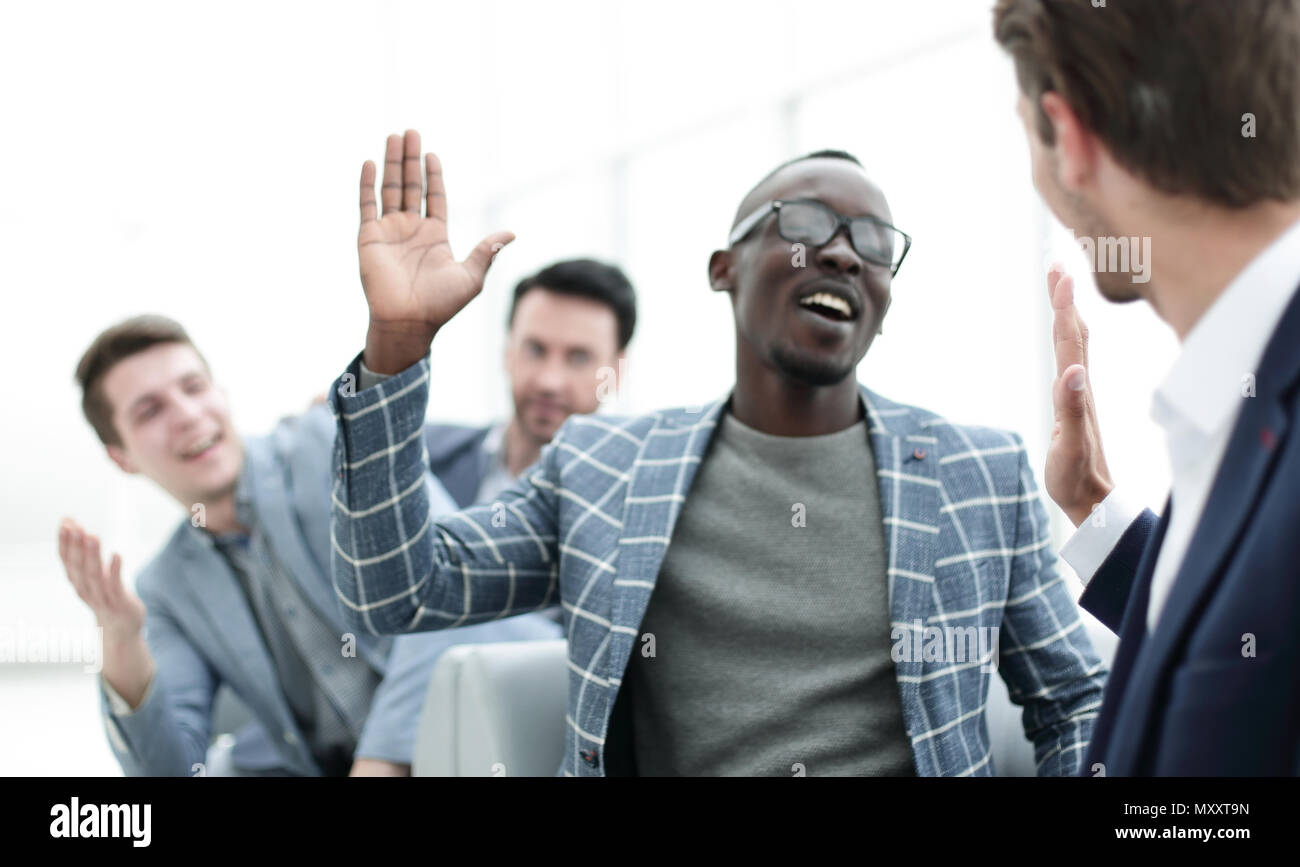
[75,315,206,446]
[993,0,1300,208]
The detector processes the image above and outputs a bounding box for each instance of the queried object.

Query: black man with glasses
[330,134,1108,776]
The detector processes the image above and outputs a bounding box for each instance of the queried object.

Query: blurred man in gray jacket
[58,315,561,776]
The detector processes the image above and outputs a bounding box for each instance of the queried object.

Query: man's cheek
[574,380,602,415]
[142,438,170,472]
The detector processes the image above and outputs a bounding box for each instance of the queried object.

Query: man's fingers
[359,160,378,225]
[1053,305,1086,376]
[66,525,86,581]
[1049,266,1075,310]
[57,521,72,570]
[1075,307,1091,372]
[105,553,126,607]
[461,232,515,286]
[58,522,88,598]
[425,152,447,225]
[380,133,403,216]
[68,529,94,606]
[1047,263,1064,303]
[86,534,102,580]
[1053,363,1090,422]
[83,535,108,608]
[1047,265,1093,382]
[401,129,423,213]
[1051,273,1087,376]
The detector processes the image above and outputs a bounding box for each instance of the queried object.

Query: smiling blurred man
[421,259,636,508]
[330,130,1106,776]
[59,315,561,777]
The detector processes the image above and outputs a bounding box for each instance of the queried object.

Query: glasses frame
[728,198,913,277]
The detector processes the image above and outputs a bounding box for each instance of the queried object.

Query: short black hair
[734,149,865,228]
[508,258,637,349]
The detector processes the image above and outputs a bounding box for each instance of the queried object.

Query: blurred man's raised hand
[58,518,156,708]
[57,518,145,642]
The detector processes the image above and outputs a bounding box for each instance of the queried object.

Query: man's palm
[1043,267,1113,526]
[58,519,146,641]
[358,130,513,334]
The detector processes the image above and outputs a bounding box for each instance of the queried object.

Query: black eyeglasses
[728,198,912,276]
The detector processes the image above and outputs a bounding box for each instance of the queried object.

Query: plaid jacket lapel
[862,385,942,770]
[861,386,940,622]
[606,398,727,681]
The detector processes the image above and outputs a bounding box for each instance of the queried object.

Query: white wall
[0,0,1175,774]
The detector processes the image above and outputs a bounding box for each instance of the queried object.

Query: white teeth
[181,434,218,458]
[799,292,853,318]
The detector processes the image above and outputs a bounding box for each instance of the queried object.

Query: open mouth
[797,284,859,323]
[179,432,222,461]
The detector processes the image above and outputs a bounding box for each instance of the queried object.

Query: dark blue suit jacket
[423,423,492,509]
[1080,284,1300,775]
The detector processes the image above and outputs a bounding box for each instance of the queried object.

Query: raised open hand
[57,518,145,643]
[358,130,514,373]
[1043,265,1114,526]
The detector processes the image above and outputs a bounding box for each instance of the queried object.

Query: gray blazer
[100,404,563,776]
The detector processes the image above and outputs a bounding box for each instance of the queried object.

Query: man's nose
[535,357,568,392]
[171,393,206,429]
[815,229,863,276]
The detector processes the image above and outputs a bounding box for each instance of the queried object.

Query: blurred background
[0,0,1176,774]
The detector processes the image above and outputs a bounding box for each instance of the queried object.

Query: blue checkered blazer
[329,354,1106,777]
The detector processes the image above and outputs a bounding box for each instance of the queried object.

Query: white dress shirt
[1060,216,1300,633]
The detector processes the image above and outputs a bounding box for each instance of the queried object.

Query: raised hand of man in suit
[1042,265,1115,527]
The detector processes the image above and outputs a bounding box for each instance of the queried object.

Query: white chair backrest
[412,613,1118,777]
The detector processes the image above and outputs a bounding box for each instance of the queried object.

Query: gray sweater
[626,410,915,776]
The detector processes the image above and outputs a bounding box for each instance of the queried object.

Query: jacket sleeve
[1077,509,1159,632]
[329,352,563,636]
[99,586,218,777]
[995,436,1109,777]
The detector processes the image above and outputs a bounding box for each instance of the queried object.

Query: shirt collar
[1152,216,1300,439]
[481,420,510,470]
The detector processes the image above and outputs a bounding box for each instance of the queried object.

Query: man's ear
[106,444,138,475]
[1039,91,1100,193]
[708,249,735,293]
